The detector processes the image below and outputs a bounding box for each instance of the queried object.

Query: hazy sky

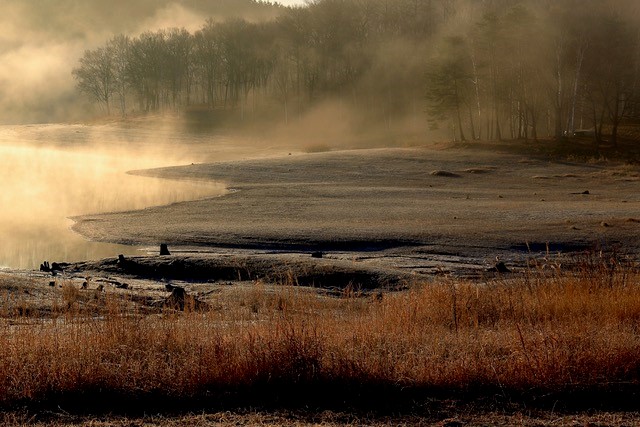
[278,0,306,6]
[0,0,310,124]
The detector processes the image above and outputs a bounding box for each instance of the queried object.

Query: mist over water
[0,124,226,269]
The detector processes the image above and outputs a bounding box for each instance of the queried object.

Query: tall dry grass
[0,256,639,408]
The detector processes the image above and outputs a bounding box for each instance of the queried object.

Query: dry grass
[0,255,639,412]
[4,409,640,427]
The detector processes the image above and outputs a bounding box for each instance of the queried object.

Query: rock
[495,261,511,273]
[487,261,511,273]
[311,251,324,259]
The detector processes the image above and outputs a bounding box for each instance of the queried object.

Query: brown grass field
[1,252,640,425]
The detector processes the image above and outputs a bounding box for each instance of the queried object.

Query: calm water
[0,124,228,269]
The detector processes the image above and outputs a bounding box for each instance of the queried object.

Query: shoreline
[70,146,640,277]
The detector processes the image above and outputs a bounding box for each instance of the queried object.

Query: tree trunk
[470,52,482,140]
[530,107,538,141]
[568,40,587,135]
[454,80,466,142]
[468,106,476,141]
[554,41,565,139]
[610,92,621,148]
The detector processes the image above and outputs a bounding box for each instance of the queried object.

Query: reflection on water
[0,126,225,269]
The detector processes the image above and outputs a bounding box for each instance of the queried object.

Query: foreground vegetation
[1,253,639,415]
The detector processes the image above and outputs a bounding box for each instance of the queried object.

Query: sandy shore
[71,145,640,276]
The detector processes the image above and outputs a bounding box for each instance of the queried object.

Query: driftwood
[95,278,129,289]
[40,261,68,273]
[51,262,66,272]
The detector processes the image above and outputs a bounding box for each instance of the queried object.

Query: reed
[0,257,639,408]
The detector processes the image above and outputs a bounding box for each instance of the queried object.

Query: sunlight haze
[1,1,640,423]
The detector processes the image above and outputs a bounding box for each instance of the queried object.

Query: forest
[72,0,640,145]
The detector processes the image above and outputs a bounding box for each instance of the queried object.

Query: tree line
[73,0,640,144]
[427,0,640,146]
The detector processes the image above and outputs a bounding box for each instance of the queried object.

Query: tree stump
[165,287,186,311]
[164,287,209,312]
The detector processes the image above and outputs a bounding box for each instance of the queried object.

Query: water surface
[0,124,228,269]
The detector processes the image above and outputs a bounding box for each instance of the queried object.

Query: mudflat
[72,145,640,275]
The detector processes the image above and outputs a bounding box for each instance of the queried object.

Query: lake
[0,123,233,269]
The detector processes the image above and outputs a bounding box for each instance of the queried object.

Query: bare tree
[72,47,114,115]
[107,35,130,117]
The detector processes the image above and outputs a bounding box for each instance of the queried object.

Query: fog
[0,124,233,269]
[0,0,284,124]
[1,0,639,268]
[0,1,302,269]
